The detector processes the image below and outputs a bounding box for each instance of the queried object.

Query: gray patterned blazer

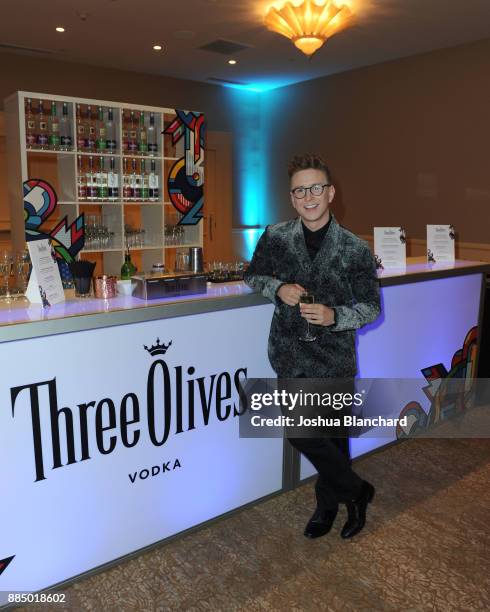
[244,214,381,378]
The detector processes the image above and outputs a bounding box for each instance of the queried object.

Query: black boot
[340,481,375,539]
[304,506,338,539]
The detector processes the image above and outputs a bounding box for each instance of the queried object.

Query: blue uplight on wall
[223,82,288,260]
[225,88,264,249]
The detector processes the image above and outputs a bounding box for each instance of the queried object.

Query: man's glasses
[291,183,331,199]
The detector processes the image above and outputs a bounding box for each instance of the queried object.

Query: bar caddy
[132,270,207,300]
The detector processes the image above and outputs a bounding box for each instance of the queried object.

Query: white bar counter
[1,259,489,602]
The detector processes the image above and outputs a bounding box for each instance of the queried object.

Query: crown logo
[144,338,172,356]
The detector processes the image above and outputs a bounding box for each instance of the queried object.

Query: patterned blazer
[244,214,381,378]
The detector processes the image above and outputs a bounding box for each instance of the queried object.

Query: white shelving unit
[5,91,204,275]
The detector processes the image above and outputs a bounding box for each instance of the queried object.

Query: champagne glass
[299,292,317,342]
[0,250,13,302]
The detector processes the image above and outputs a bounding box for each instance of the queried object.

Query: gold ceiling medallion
[264,0,354,57]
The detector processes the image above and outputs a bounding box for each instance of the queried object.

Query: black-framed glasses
[291,183,331,199]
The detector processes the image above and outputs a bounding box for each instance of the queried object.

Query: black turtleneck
[302,215,332,260]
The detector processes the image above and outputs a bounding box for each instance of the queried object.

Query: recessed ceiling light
[55,27,65,33]
[228,59,237,65]
[153,44,163,51]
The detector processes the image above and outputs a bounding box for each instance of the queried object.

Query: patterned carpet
[16,438,490,612]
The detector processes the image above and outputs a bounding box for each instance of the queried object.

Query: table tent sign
[427,225,455,263]
[373,227,407,269]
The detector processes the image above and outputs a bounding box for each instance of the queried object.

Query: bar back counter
[1,257,488,603]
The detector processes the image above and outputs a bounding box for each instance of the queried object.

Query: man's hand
[300,303,335,326]
[277,283,306,306]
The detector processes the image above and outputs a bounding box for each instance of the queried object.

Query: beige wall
[260,37,490,247]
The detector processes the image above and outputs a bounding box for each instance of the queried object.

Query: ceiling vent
[199,39,252,55]
[207,77,248,86]
[0,42,59,55]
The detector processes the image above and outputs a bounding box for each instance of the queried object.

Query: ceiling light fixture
[55,27,65,33]
[264,0,354,57]
[153,44,163,51]
[228,59,237,65]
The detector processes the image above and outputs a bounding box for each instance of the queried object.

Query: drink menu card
[373,227,407,269]
[26,239,65,306]
[427,225,455,263]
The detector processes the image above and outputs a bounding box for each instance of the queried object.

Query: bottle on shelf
[96,106,106,153]
[130,158,140,200]
[86,155,98,201]
[122,110,129,154]
[77,156,87,200]
[148,112,158,156]
[48,101,60,151]
[108,157,119,200]
[25,98,38,149]
[60,102,73,151]
[76,104,87,152]
[120,247,137,280]
[122,157,132,200]
[37,100,49,150]
[140,159,149,200]
[97,156,108,200]
[149,159,159,201]
[106,107,117,153]
[128,111,138,154]
[138,111,148,155]
[87,105,96,152]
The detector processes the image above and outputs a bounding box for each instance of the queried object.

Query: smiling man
[244,153,381,540]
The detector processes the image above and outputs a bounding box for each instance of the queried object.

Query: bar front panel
[300,272,484,479]
[0,302,280,600]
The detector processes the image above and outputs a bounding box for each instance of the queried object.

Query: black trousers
[283,376,364,511]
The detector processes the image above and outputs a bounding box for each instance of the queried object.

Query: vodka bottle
[86,156,98,200]
[26,98,37,148]
[130,158,140,200]
[138,112,148,155]
[147,112,158,156]
[122,158,132,200]
[76,104,87,151]
[59,102,73,151]
[97,156,108,200]
[140,159,149,200]
[108,157,119,200]
[96,106,106,153]
[86,105,96,152]
[149,159,159,201]
[77,156,87,200]
[37,100,49,150]
[128,111,138,154]
[48,101,60,150]
[106,107,117,153]
[122,110,129,153]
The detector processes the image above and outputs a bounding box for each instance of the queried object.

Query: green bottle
[96,106,106,152]
[48,102,60,150]
[140,159,149,200]
[138,111,148,154]
[121,248,136,280]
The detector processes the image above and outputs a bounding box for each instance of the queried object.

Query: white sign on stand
[373,227,407,269]
[427,225,455,263]
[26,239,65,306]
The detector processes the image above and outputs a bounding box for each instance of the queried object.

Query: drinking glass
[299,292,317,342]
[0,250,13,302]
[13,250,31,299]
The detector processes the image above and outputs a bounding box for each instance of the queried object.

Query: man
[244,153,381,539]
